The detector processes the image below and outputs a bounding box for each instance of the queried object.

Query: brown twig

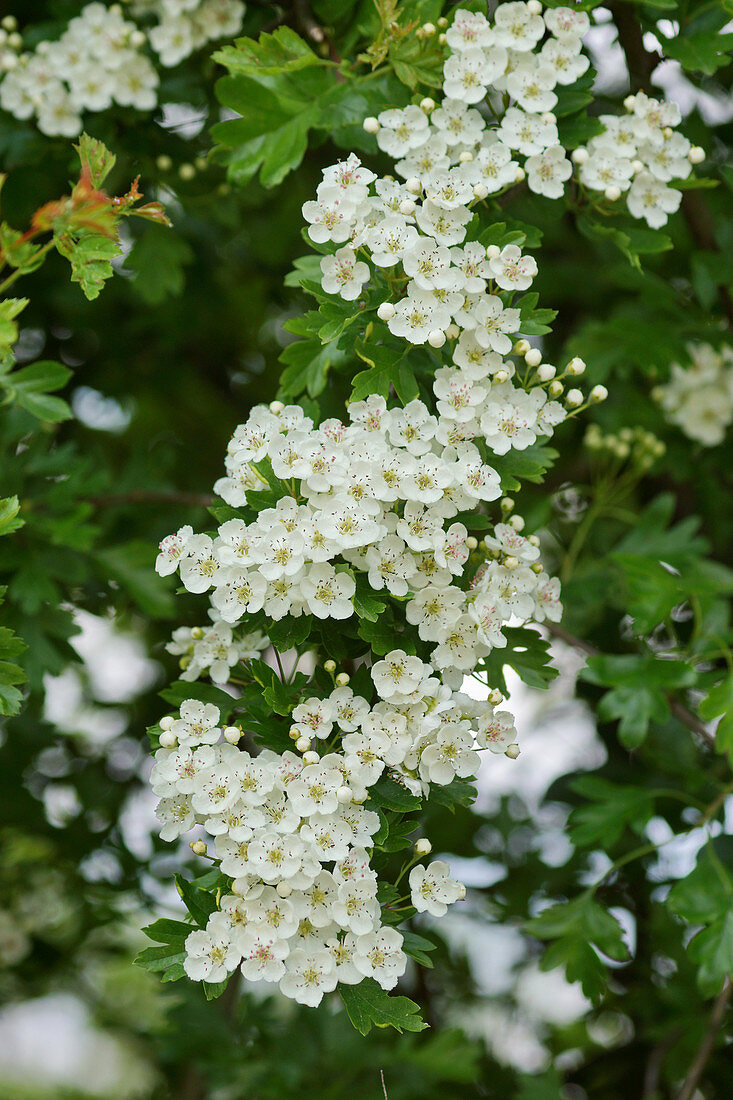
[675,979,732,1100]
[544,622,715,748]
[87,490,214,508]
[380,1069,389,1100]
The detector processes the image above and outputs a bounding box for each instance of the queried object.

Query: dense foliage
[1,1,732,1098]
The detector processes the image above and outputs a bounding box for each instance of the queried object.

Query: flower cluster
[167,616,269,684]
[653,343,733,446]
[0,1,244,137]
[154,666,494,1003]
[572,91,703,228]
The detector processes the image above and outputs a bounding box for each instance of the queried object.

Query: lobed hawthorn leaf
[699,673,733,761]
[478,625,558,694]
[527,893,629,1001]
[340,978,428,1035]
[567,776,655,848]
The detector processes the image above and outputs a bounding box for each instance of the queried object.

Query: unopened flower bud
[457,883,467,900]
[295,736,311,753]
[276,880,293,897]
[514,339,530,356]
[688,146,705,164]
[488,689,504,705]
[501,497,514,512]
[624,94,636,111]
[289,727,301,741]
[503,555,519,570]
[473,183,489,199]
[156,154,173,171]
[415,838,432,855]
[2,15,18,30]
[190,840,207,856]
[571,147,589,165]
[422,22,436,35]
[130,29,146,48]
[336,672,350,686]
[486,244,501,259]
[324,659,336,673]
[337,786,353,804]
[524,347,542,367]
[537,363,556,382]
[224,725,241,744]
[363,116,379,133]
[505,743,520,759]
[566,357,586,376]
[159,731,177,748]
[531,561,543,574]
[566,388,584,407]
[428,329,446,349]
[515,167,526,183]
[444,324,459,341]
[438,31,447,44]
[508,514,525,532]
[527,0,542,11]
[160,715,174,731]
[420,97,435,112]
[590,384,608,402]
[399,198,416,215]
[604,185,621,202]
[437,16,448,28]
[377,301,396,321]
[466,536,478,550]
[303,750,320,765]
[548,380,564,398]
[459,150,473,163]
[406,176,422,194]
[494,369,509,383]
[179,163,196,180]
[631,159,644,173]
[270,400,285,414]
[528,534,540,547]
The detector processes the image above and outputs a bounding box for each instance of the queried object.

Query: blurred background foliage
[1,0,732,1097]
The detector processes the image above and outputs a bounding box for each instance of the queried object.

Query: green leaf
[401,929,437,968]
[56,233,122,300]
[75,132,116,188]
[340,978,427,1034]
[583,654,695,748]
[699,675,733,761]
[369,773,422,812]
[176,873,220,927]
[661,30,733,75]
[478,626,558,693]
[567,777,654,847]
[127,225,193,304]
[527,893,629,1000]
[0,496,23,537]
[0,296,28,355]
[160,679,237,713]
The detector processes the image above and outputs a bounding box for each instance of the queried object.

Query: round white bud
[437,16,448,28]
[2,54,18,71]
[336,672,350,686]
[571,147,589,165]
[688,146,705,164]
[501,497,514,512]
[473,183,489,199]
[276,880,293,898]
[179,163,196,181]
[446,323,460,340]
[494,369,509,383]
[528,534,540,547]
[363,116,380,133]
[540,112,555,125]
[663,126,673,139]
[624,94,636,111]
[531,561,543,574]
[422,22,436,35]
[2,16,18,30]
[269,399,285,414]
[324,659,336,673]
[486,244,501,259]
[514,339,530,356]
[420,97,435,112]
[503,555,519,570]
[566,388,584,408]
[488,689,504,705]
[459,150,473,163]
[515,167,526,183]
[537,363,556,382]
[524,347,542,367]
[415,838,432,855]
[295,736,311,753]
[160,715,174,731]
[224,725,241,744]
[466,536,478,550]
[631,159,644,173]
[399,198,416,215]
[458,883,467,900]
[566,357,586,376]
[505,743,520,760]
[337,786,353,804]
[438,31,447,44]
[303,750,320,765]
[406,177,422,194]
[377,302,396,321]
[548,380,564,398]
[156,154,173,172]
[130,30,146,48]
[527,0,542,13]
[590,384,608,402]
[159,731,177,748]
[604,185,621,202]
[190,840,207,856]
[428,329,446,349]
[508,515,525,532]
